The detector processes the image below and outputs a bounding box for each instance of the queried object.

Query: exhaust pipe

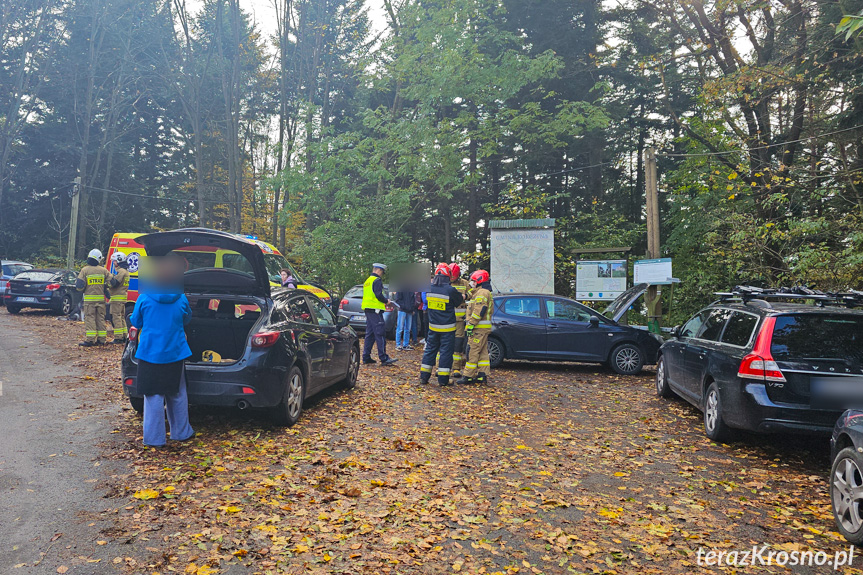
[237,399,250,410]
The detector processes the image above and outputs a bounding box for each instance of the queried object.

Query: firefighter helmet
[88,248,103,261]
[449,263,461,280]
[434,263,451,277]
[470,269,489,284]
[111,252,127,264]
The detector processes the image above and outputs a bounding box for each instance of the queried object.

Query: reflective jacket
[109,267,130,302]
[361,274,387,311]
[467,284,493,330]
[450,277,470,324]
[426,276,464,333]
[77,264,110,303]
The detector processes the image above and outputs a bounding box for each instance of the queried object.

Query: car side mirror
[670,325,681,338]
[337,315,349,329]
[589,316,600,328]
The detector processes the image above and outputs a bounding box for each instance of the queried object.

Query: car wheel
[6,304,20,314]
[341,344,360,389]
[271,365,305,427]
[655,355,675,398]
[60,294,73,316]
[487,337,505,368]
[703,382,733,442]
[610,343,644,375]
[129,396,144,414]
[831,447,863,544]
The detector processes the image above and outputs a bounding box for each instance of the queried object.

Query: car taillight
[124,378,134,386]
[340,299,349,309]
[737,317,786,382]
[252,331,280,348]
[45,283,61,291]
[242,387,255,394]
[128,327,138,341]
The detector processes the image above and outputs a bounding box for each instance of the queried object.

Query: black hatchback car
[830,410,863,544]
[4,268,81,315]
[488,285,663,375]
[656,289,863,441]
[121,229,360,426]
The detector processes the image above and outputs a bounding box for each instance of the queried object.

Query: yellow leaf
[294,544,310,553]
[598,508,619,519]
[452,561,464,572]
[613,472,627,477]
[323,553,333,562]
[197,566,219,575]
[218,506,241,514]
[515,445,529,450]
[133,489,160,500]
[370,479,385,487]
[163,486,175,493]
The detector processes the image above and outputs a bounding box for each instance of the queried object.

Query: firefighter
[76,248,110,346]
[456,269,493,385]
[449,263,471,378]
[108,252,131,344]
[420,263,464,386]
[362,263,398,366]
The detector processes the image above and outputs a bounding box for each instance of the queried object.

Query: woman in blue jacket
[129,257,194,447]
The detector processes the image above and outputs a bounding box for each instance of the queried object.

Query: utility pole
[645,147,662,333]
[66,176,81,269]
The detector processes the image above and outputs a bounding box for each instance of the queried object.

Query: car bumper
[5,294,62,309]
[723,382,840,435]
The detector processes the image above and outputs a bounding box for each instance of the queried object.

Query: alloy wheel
[615,347,641,373]
[348,348,360,386]
[834,456,863,534]
[287,373,303,419]
[655,358,665,393]
[61,295,72,315]
[487,339,502,366]
[705,389,719,432]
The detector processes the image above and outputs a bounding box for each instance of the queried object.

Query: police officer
[457,269,493,384]
[76,248,110,346]
[362,263,398,366]
[420,263,464,386]
[449,263,470,378]
[108,252,131,344]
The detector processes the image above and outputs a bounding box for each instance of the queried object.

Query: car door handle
[548,323,558,329]
[498,320,509,325]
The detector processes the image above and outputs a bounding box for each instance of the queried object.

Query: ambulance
[105,230,332,316]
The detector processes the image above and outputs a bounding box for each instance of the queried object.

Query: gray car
[1,260,34,305]
[337,284,397,339]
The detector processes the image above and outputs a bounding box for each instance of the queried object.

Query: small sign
[634,258,673,285]
[576,260,627,301]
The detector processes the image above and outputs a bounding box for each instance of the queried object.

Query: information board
[634,258,674,285]
[575,260,627,300]
[490,225,555,294]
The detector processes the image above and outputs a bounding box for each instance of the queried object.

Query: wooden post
[66,176,81,270]
[645,148,662,333]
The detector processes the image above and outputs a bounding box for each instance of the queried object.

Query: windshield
[264,254,301,285]
[3,264,33,277]
[771,314,863,364]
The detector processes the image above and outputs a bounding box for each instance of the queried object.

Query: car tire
[831,446,863,544]
[271,365,305,427]
[609,343,644,375]
[487,337,505,368]
[655,355,675,398]
[60,294,73,316]
[703,382,733,442]
[340,344,360,389]
[129,396,144,414]
[6,304,21,314]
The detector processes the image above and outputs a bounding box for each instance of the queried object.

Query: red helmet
[449,263,461,280]
[434,263,451,277]
[470,269,489,284]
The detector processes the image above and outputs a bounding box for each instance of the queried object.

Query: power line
[658,125,863,158]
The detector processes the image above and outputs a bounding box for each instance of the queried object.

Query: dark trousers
[420,330,455,385]
[363,309,388,362]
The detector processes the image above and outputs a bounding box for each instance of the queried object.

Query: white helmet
[111,252,126,264]
[88,248,103,261]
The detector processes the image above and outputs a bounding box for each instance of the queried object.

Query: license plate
[811,376,863,409]
[16,297,37,303]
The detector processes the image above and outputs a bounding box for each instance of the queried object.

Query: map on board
[490,227,555,294]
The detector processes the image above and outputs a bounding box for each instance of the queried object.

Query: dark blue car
[831,410,863,543]
[488,285,662,375]
[4,268,81,315]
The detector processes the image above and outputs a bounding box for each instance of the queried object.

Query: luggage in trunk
[185,297,262,363]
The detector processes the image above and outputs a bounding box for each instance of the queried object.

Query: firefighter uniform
[450,275,471,376]
[460,272,493,384]
[420,265,464,386]
[109,266,130,342]
[78,263,110,344]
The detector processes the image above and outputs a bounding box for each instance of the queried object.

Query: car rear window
[771,314,863,363]
[720,312,758,347]
[13,271,56,282]
[345,286,364,298]
[173,250,217,270]
[3,264,33,277]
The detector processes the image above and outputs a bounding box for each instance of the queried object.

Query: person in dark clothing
[361,263,397,366]
[419,263,464,386]
[393,288,417,350]
[411,292,424,346]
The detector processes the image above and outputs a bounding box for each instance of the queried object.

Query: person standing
[457,270,493,384]
[76,248,110,347]
[129,255,195,448]
[108,252,131,344]
[394,288,417,351]
[419,263,464,386]
[449,263,471,378]
[411,292,423,346]
[361,263,397,366]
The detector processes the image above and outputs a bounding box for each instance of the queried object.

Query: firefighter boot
[455,375,475,385]
[476,372,488,384]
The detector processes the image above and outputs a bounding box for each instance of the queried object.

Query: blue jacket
[393,291,417,313]
[425,276,463,333]
[129,293,192,364]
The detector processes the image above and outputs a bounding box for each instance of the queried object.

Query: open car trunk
[185,295,265,364]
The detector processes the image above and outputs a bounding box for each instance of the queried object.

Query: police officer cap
[372,263,387,271]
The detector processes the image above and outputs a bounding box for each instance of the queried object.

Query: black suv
[656,287,863,441]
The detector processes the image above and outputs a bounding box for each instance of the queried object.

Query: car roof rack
[714,286,863,309]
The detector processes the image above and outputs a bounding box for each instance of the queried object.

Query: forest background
[2,0,862,321]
